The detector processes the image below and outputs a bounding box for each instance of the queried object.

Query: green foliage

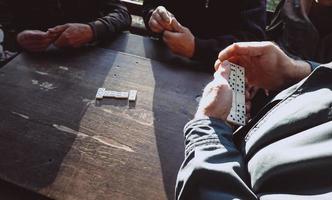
[267,0,281,11]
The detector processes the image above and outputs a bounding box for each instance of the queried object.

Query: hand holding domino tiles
[215,41,312,91]
[206,41,314,125]
[195,64,232,121]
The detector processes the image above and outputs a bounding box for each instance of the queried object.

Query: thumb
[170,18,184,32]
[48,24,69,34]
[214,61,231,82]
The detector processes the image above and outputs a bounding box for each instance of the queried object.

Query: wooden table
[101,32,210,71]
[0,34,211,200]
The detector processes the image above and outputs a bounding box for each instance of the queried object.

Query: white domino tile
[96,88,106,99]
[223,61,246,126]
[129,90,137,102]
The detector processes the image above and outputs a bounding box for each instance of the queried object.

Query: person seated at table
[267,0,332,63]
[142,0,266,66]
[175,41,332,199]
[0,0,131,54]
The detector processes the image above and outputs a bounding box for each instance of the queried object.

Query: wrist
[195,106,229,121]
[286,59,311,83]
[84,25,94,43]
[187,36,195,58]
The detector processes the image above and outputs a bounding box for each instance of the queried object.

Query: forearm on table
[176,117,256,200]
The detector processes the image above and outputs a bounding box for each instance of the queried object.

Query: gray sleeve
[175,118,257,200]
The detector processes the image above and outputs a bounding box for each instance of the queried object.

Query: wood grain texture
[0,38,211,200]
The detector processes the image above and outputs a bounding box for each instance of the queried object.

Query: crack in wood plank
[53,124,134,153]
[92,136,134,153]
[102,108,153,127]
[11,111,30,120]
[35,71,49,76]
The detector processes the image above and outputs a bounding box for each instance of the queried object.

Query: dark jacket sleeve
[306,60,321,71]
[89,0,131,41]
[193,0,266,63]
[0,0,10,27]
[176,117,256,200]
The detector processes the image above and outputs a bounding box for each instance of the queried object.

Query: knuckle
[148,19,154,26]
[232,43,241,50]
[218,51,223,58]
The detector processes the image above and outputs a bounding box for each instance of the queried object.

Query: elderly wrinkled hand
[148,6,174,33]
[195,64,232,121]
[17,30,56,52]
[50,23,94,48]
[162,18,195,58]
[215,41,311,91]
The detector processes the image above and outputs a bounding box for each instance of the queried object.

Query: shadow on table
[144,40,212,199]
[0,179,53,200]
[101,32,215,71]
[0,47,116,193]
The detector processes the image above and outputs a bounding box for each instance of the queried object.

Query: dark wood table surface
[0,33,212,200]
[101,32,211,71]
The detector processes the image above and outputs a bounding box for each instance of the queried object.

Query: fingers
[30,32,49,40]
[52,23,93,48]
[214,61,231,82]
[218,42,272,62]
[170,18,183,33]
[156,6,172,23]
[162,31,176,51]
[246,101,252,120]
[162,30,174,41]
[162,30,179,45]
[17,31,53,52]
[48,24,69,34]
[53,29,71,48]
[150,6,176,32]
[48,24,70,40]
[149,18,164,33]
[245,85,259,100]
[214,59,221,71]
[19,31,48,41]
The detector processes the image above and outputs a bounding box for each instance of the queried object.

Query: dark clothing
[143,0,266,65]
[0,26,17,67]
[307,60,321,71]
[0,0,131,51]
[176,62,332,199]
[267,0,332,63]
